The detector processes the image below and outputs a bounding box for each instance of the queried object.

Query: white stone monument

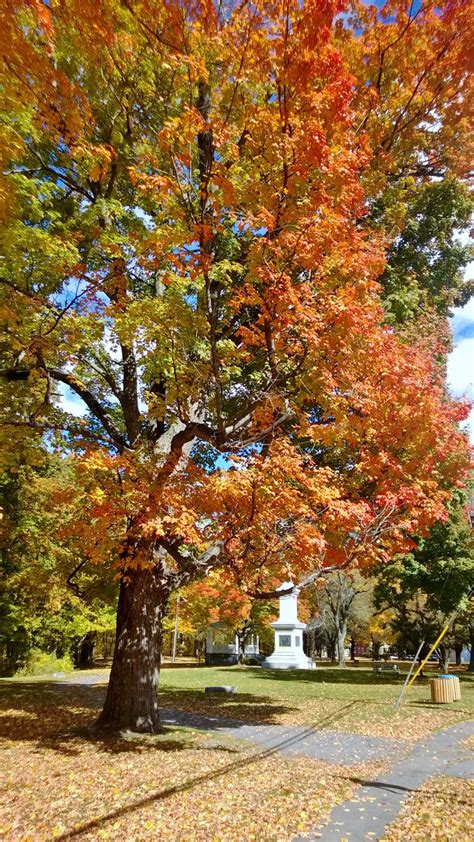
[262,582,315,669]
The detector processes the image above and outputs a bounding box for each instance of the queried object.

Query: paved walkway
[160,708,407,766]
[296,720,474,842]
[59,673,407,766]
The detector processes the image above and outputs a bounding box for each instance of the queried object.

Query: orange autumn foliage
[1,0,471,591]
[0,1,472,729]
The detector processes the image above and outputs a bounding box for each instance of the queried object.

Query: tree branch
[159,538,224,588]
[1,367,127,451]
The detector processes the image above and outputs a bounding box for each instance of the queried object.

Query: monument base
[262,653,315,670]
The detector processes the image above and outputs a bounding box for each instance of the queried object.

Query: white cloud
[451,296,474,341]
[448,318,474,444]
[56,384,86,417]
[447,337,474,398]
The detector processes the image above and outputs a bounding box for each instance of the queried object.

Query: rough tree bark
[95,568,169,733]
[337,619,347,667]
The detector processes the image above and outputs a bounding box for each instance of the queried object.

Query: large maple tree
[0,0,471,732]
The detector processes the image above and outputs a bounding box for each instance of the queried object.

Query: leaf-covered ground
[382,776,474,841]
[157,665,474,742]
[0,681,369,841]
[1,668,472,840]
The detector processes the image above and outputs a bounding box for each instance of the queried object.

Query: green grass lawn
[158,664,474,740]
[2,662,472,742]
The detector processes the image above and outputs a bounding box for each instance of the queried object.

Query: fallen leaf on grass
[0,683,361,842]
[381,776,474,842]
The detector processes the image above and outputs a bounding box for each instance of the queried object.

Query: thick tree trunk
[95,568,168,734]
[337,622,347,667]
[454,641,462,667]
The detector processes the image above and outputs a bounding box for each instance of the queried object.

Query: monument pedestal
[262,582,315,670]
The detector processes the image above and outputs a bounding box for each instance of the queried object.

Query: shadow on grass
[0,677,369,758]
[0,680,225,756]
[408,699,472,714]
[207,666,406,686]
[0,712,201,757]
[0,678,296,754]
[158,684,398,726]
[159,696,363,731]
[158,685,296,724]
[0,680,365,839]
[219,666,474,686]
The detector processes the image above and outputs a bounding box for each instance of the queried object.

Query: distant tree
[347,585,395,660]
[374,491,474,672]
[308,571,371,666]
[376,179,473,326]
[306,606,338,662]
[180,574,275,663]
[0,454,116,672]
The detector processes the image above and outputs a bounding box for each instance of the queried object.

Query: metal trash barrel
[430,675,456,703]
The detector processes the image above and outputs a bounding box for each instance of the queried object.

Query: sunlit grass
[158,665,474,740]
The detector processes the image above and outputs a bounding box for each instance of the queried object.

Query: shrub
[16,649,74,676]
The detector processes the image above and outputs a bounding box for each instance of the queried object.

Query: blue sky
[448,303,474,444]
[446,229,473,444]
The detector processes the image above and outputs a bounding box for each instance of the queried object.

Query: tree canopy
[0,0,471,731]
[374,490,474,662]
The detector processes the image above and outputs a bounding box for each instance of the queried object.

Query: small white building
[205,623,260,665]
[262,582,315,670]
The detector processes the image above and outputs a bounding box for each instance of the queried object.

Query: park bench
[373,662,400,677]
